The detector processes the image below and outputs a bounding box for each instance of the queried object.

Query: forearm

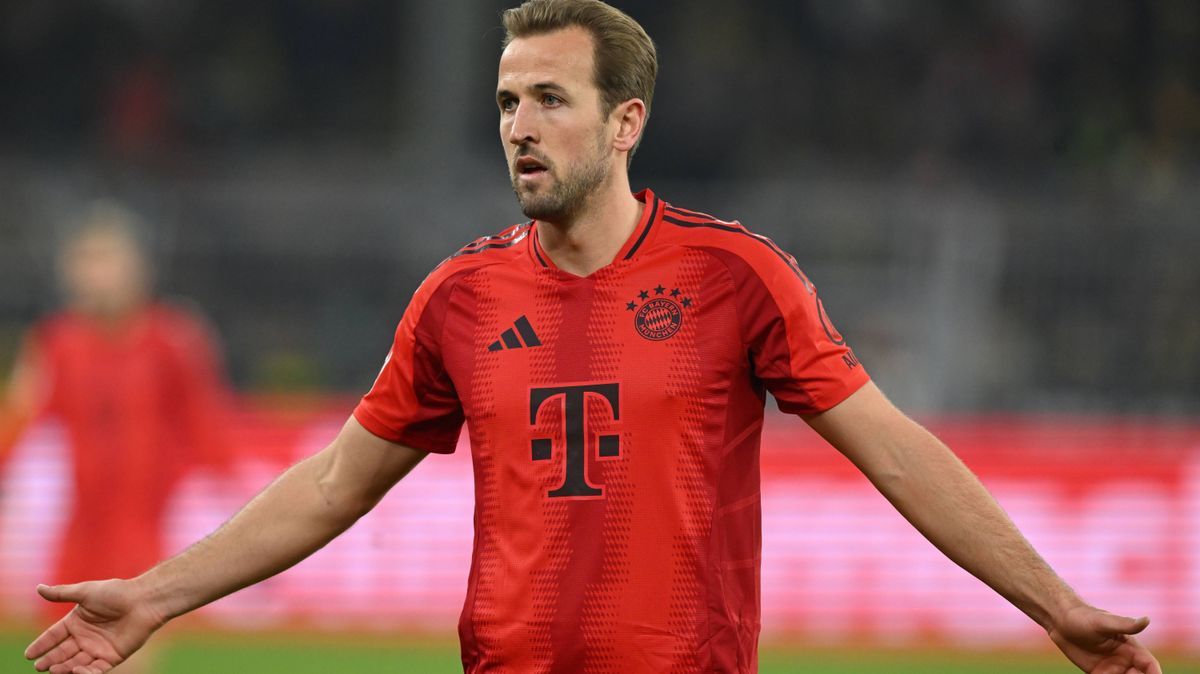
[858,420,1081,629]
[807,384,1086,630]
[132,447,369,623]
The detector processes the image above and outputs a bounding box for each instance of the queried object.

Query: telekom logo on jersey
[529,383,620,498]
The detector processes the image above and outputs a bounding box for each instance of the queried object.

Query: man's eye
[543,94,561,106]
[500,98,516,112]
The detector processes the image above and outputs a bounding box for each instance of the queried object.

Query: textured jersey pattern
[354,190,870,673]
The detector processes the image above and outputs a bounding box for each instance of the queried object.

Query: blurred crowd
[1,0,1197,412]
[0,1,397,158]
[3,1,1196,176]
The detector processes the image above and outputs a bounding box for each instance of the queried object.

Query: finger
[1131,641,1163,674]
[33,639,80,670]
[49,651,93,674]
[1112,636,1162,674]
[37,583,90,605]
[1096,613,1150,638]
[25,619,71,659]
[73,663,113,674]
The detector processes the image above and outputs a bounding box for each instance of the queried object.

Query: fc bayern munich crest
[626,284,694,341]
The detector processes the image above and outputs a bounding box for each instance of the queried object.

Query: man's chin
[517,196,570,223]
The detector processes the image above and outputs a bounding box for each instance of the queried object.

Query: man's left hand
[1048,605,1161,674]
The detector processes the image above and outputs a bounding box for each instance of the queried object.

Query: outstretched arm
[804,382,1161,674]
[25,417,428,674]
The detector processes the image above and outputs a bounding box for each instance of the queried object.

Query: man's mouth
[515,156,549,179]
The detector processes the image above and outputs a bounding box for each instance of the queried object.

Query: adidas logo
[488,315,542,351]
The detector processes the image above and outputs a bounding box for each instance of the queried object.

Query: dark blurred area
[1,0,1197,413]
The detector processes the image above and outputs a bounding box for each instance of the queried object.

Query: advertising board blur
[2,406,1196,650]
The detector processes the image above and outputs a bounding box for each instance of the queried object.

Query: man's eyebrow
[497,82,567,100]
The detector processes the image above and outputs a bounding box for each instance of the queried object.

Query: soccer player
[23,2,1161,673]
[3,203,234,674]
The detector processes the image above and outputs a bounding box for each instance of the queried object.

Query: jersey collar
[530,188,664,273]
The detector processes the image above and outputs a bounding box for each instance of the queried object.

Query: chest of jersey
[439,247,751,501]
[48,325,184,429]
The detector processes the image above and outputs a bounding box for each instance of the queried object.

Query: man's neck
[536,175,642,278]
[72,297,149,334]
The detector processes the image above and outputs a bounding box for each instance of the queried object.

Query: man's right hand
[23,418,428,673]
[25,580,165,674]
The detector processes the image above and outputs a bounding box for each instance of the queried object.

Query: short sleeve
[712,245,870,415]
[354,273,465,453]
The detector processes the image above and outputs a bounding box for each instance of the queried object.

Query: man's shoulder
[448,221,534,260]
[655,201,804,282]
[441,221,532,269]
[28,311,78,353]
[31,310,75,335]
[415,220,534,298]
[143,301,222,348]
[145,300,211,328]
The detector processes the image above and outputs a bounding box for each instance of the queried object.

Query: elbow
[858,443,917,499]
[345,491,380,521]
[865,463,908,495]
[316,475,375,525]
[310,457,375,525]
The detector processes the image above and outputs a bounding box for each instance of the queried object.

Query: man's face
[60,228,149,318]
[497,27,614,223]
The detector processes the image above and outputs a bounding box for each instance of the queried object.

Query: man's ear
[611,98,647,154]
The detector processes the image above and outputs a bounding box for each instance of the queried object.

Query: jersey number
[529,383,619,498]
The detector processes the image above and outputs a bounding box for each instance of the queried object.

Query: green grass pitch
[2,631,1197,673]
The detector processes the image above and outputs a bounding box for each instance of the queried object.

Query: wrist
[127,570,187,626]
[1034,590,1087,632]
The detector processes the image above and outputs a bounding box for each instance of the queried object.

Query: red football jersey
[355,189,869,674]
[31,304,232,602]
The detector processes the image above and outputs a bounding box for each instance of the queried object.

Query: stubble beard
[511,140,610,224]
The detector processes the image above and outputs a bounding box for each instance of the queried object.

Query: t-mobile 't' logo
[529,383,620,498]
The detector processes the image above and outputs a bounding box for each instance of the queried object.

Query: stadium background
[1,1,1198,672]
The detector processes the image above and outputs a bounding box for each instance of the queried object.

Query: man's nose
[507,103,538,145]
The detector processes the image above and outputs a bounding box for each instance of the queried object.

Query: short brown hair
[503,0,657,159]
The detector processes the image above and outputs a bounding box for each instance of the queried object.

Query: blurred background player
[0,202,235,674]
